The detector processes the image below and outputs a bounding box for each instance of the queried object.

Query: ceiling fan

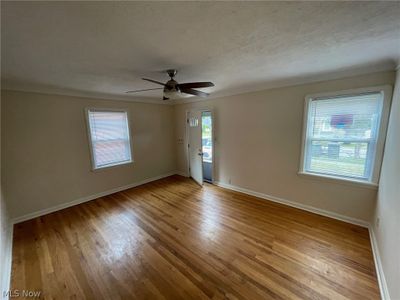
[126,69,214,100]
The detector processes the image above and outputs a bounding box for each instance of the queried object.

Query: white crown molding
[1,88,172,106]
[3,67,398,106]
[174,67,398,106]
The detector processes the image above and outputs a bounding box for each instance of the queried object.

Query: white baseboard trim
[369,226,391,300]
[1,222,13,300]
[214,181,370,228]
[175,171,189,177]
[213,181,394,297]
[12,171,177,224]
[8,173,388,299]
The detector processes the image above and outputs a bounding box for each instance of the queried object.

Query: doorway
[201,111,213,183]
[187,109,214,186]
[187,110,203,185]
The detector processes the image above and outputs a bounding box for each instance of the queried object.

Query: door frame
[185,108,215,184]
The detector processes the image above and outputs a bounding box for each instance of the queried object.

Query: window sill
[297,171,378,190]
[92,160,133,172]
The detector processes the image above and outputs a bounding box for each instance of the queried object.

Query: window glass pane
[304,92,384,181]
[202,114,212,163]
[310,93,381,140]
[88,110,132,168]
[308,141,368,178]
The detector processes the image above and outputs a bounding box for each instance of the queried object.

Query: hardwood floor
[11,175,380,299]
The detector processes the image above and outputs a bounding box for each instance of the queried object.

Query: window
[202,112,213,163]
[189,117,199,127]
[86,109,132,170]
[300,86,392,185]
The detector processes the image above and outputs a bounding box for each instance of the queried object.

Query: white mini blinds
[86,109,132,169]
[301,87,391,185]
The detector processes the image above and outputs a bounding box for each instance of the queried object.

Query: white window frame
[85,108,133,171]
[299,85,392,188]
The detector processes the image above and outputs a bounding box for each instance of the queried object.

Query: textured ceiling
[2,1,400,104]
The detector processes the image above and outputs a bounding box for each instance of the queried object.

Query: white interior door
[188,110,203,185]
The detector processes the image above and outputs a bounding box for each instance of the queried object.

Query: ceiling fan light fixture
[163,89,183,99]
[163,89,192,100]
[126,69,214,100]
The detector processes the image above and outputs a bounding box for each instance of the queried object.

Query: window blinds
[87,110,132,169]
[304,92,383,180]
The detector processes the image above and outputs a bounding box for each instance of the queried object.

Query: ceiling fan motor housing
[164,79,181,99]
[127,68,213,100]
[165,79,179,91]
[164,70,180,97]
[166,69,177,78]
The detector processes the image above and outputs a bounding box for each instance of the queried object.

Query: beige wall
[2,91,176,219]
[1,71,398,297]
[373,71,400,300]
[175,71,396,222]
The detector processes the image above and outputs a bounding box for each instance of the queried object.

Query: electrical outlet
[376,217,380,228]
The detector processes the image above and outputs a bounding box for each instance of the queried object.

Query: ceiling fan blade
[181,88,209,98]
[125,88,163,93]
[178,82,214,89]
[142,78,166,86]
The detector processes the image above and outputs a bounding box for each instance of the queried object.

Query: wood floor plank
[11,175,380,299]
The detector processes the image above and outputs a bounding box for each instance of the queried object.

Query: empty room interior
[1,1,400,300]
